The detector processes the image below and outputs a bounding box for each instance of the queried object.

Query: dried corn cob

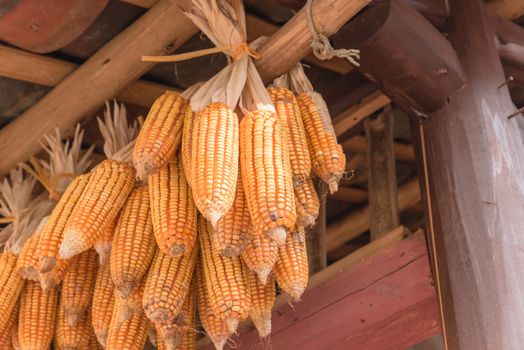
[247,268,275,338]
[39,257,72,290]
[199,217,249,332]
[213,173,250,257]
[241,227,279,285]
[106,295,148,350]
[274,227,309,301]
[55,302,91,350]
[296,92,346,193]
[89,330,104,350]
[149,157,197,256]
[0,300,18,348]
[61,249,98,325]
[195,260,230,350]
[133,91,188,181]
[60,160,135,259]
[268,87,311,187]
[142,244,197,324]
[94,218,117,266]
[11,319,19,350]
[110,185,155,298]
[155,278,196,350]
[177,330,197,350]
[16,233,40,281]
[147,321,158,347]
[181,107,195,188]
[38,174,90,273]
[191,102,239,226]
[240,110,296,245]
[115,282,144,325]
[294,177,320,228]
[0,253,24,331]
[18,280,58,350]
[92,262,115,347]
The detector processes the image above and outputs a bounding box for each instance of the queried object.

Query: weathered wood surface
[326,178,420,252]
[487,0,524,19]
[200,229,440,350]
[413,0,524,348]
[365,107,399,240]
[0,0,197,176]
[342,135,416,162]
[332,0,464,116]
[306,183,328,274]
[329,186,368,203]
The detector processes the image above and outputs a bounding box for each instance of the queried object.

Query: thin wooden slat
[342,135,416,162]
[200,229,440,349]
[486,0,524,19]
[326,177,421,252]
[329,186,368,203]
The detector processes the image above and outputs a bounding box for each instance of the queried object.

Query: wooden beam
[0,44,177,107]
[329,186,368,203]
[333,91,391,137]
[0,0,198,176]
[342,135,416,162]
[332,0,464,116]
[487,0,524,20]
[120,0,354,74]
[412,0,524,347]
[306,183,327,274]
[200,229,440,349]
[365,107,399,240]
[326,177,420,252]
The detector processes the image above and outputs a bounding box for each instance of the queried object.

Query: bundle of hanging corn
[0,0,348,348]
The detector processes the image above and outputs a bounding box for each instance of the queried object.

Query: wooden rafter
[342,135,416,162]
[487,0,524,20]
[199,228,440,349]
[329,186,368,203]
[119,0,353,74]
[326,178,421,252]
[0,44,177,107]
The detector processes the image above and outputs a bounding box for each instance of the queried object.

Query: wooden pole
[365,107,399,240]
[412,0,524,347]
[0,0,197,176]
[306,183,328,274]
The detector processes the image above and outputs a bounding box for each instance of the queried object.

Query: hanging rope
[305,0,360,67]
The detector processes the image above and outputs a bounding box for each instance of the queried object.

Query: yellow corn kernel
[133,91,188,181]
[241,227,279,285]
[199,216,249,332]
[240,109,296,245]
[106,294,148,350]
[94,218,117,266]
[149,157,197,256]
[0,253,24,331]
[38,174,90,273]
[11,318,19,350]
[18,280,58,350]
[274,228,309,301]
[191,102,239,227]
[61,249,98,325]
[110,185,155,299]
[0,300,18,348]
[195,260,230,350]
[16,233,40,281]
[181,106,195,188]
[294,177,320,228]
[213,172,250,257]
[60,160,135,260]
[177,330,197,350]
[268,87,311,186]
[39,256,73,291]
[245,266,275,338]
[91,262,115,347]
[297,92,346,194]
[142,244,197,324]
[55,301,91,350]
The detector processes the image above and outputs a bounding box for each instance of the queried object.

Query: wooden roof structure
[0,0,523,349]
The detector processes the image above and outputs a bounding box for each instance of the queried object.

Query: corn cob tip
[299,215,316,228]
[287,283,306,302]
[255,267,272,286]
[220,246,242,257]
[328,182,338,194]
[162,330,182,350]
[226,317,239,334]
[18,267,38,280]
[252,314,272,338]
[134,159,153,183]
[147,325,157,347]
[39,275,57,291]
[95,242,112,265]
[96,334,108,348]
[117,306,134,326]
[169,244,186,256]
[208,210,222,228]
[115,280,137,300]
[209,335,228,350]
[267,227,287,246]
[39,256,56,273]
[146,309,172,324]
[65,310,81,326]
[58,231,85,259]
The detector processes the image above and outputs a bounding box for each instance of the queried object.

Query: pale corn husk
[97,100,139,163]
[186,0,250,111]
